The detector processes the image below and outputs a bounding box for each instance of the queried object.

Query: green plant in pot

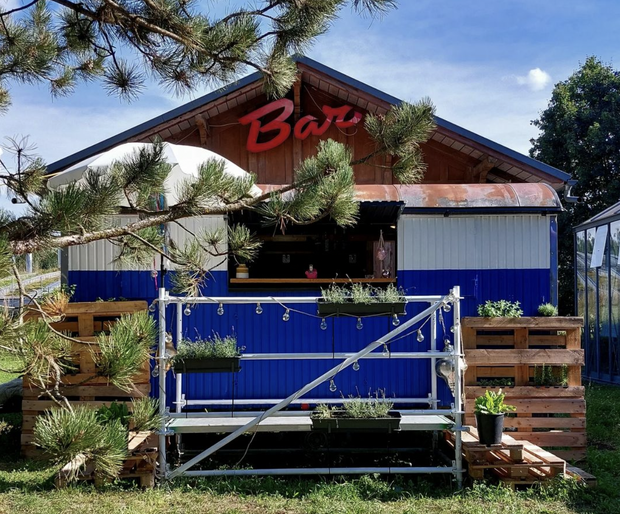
[477,300,523,318]
[172,332,243,373]
[473,389,516,445]
[317,283,407,318]
[311,390,401,432]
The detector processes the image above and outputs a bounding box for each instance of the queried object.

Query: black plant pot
[317,301,407,318]
[172,357,241,374]
[311,411,401,433]
[475,413,505,445]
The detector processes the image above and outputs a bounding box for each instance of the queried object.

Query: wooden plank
[22,383,149,401]
[465,386,585,398]
[64,301,148,316]
[462,317,584,329]
[24,373,150,387]
[466,349,584,366]
[22,399,136,413]
[230,278,396,284]
[502,417,587,430]
[475,335,517,346]
[567,465,597,486]
[510,432,587,448]
[464,398,586,414]
[553,449,587,462]
[528,335,567,347]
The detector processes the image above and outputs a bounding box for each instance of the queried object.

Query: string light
[329,379,337,392]
[450,324,457,333]
[320,318,327,330]
[356,317,363,330]
[184,306,191,316]
[282,309,290,322]
[417,330,425,343]
[217,303,224,316]
[392,314,400,327]
[382,344,389,356]
[151,269,158,278]
[148,302,156,313]
[255,303,263,315]
[151,366,159,378]
[443,302,452,313]
[352,361,360,371]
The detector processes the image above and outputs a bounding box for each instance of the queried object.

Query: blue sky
[2,0,620,211]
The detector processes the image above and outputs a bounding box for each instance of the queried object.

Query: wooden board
[462,317,584,329]
[466,349,584,366]
[465,386,585,399]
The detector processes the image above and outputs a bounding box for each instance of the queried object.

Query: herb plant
[534,364,568,387]
[474,389,516,415]
[313,390,394,419]
[477,300,523,318]
[175,332,242,360]
[538,303,559,316]
[321,283,405,304]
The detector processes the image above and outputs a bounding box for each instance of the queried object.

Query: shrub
[474,389,516,415]
[477,300,523,318]
[538,302,559,316]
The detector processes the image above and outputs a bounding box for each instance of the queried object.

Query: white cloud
[514,68,552,91]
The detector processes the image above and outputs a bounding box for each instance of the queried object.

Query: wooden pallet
[447,428,566,486]
[55,432,157,489]
[462,317,586,461]
[21,301,149,458]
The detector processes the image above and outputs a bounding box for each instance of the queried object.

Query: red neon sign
[238,99,362,153]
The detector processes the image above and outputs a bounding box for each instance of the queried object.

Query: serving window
[228,203,400,289]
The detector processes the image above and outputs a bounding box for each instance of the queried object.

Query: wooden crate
[462,317,586,461]
[21,301,150,458]
[55,431,158,489]
[446,428,567,487]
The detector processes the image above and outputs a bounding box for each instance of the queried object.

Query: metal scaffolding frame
[155,286,465,486]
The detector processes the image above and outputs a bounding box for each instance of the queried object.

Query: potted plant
[537,303,559,317]
[310,391,401,432]
[477,300,523,318]
[172,333,243,373]
[317,283,407,317]
[235,256,250,279]
[474,389,516,445]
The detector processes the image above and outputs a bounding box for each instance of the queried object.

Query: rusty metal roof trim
[257,183,561,212]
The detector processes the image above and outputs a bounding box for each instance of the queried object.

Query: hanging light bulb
[151,269,158,278]
[329,379,337,392]
[165,333,172,344]
[148,302,156,313]
[450,324,457,333]
[217,303,224,316]
[151,366,159,378]
[352,361,360,371]
[444,337,452,348]
[417,330,425,343]
[255,303,263,315]
[356,317,363,330]
[184,306,191,316]
[382,344,389,356]
[443,302,452,313]
[320,318,328,330]
[392,314,400,327]
[282,309,290,322]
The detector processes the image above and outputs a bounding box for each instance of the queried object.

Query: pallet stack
[21,301,150,459]
[462,317,586,461]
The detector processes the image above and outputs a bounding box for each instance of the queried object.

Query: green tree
[530,56,620,315]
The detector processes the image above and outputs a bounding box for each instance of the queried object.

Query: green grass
[1,366,619,513]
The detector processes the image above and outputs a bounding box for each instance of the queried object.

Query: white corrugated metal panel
[68,215,227,271]
[397,215,550,270]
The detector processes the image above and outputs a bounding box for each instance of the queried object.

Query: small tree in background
[530,56,620,315]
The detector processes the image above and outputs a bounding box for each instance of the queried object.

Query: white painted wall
[68,215,228,271]
[397,214,550,271]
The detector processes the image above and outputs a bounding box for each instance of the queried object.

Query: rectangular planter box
[311,411,401,432]
[317,302,407,317]
[172,357,241,374]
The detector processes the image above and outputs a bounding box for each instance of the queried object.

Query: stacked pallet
[462,317,586,461]
[21,301,150,458]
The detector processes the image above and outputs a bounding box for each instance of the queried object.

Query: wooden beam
[473,155,499,183]
[466,349,584,366]
[462,317,584,329]
[194,115,209,147]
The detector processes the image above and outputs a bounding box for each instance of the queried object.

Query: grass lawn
[1,365,619,513]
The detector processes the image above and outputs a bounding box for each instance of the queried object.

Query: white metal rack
[155,286,465,487]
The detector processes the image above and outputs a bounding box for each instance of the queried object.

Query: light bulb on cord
[443,302,451,313]
[329,379,337,392]
[382,344,389,356]
[392,314,400,326]
[184,306,191,316]
[217,303,224,316]
[356,317,363,330]
[151,269,158,278]
[282,309,290,322]
[320,319,327,330]
[417,330,425,343]
[149,303,156,313]
[255,303,263,315]
[352,361,360,371]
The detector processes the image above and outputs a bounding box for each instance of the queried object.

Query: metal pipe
[183,467,454,477]
[157,286,167,478]
[175,303,183,414]
[452,285,464,490]
[430,310,438,409]
[168,299,445,479]
[239,351,450,360]
[168,409,462,418]
[160,295,445,305]
[182,397,433,406]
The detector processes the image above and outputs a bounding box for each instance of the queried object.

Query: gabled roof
[47,56,570,187]
[574,200,620,230]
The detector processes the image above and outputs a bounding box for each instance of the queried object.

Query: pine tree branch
[0,0,39,17]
